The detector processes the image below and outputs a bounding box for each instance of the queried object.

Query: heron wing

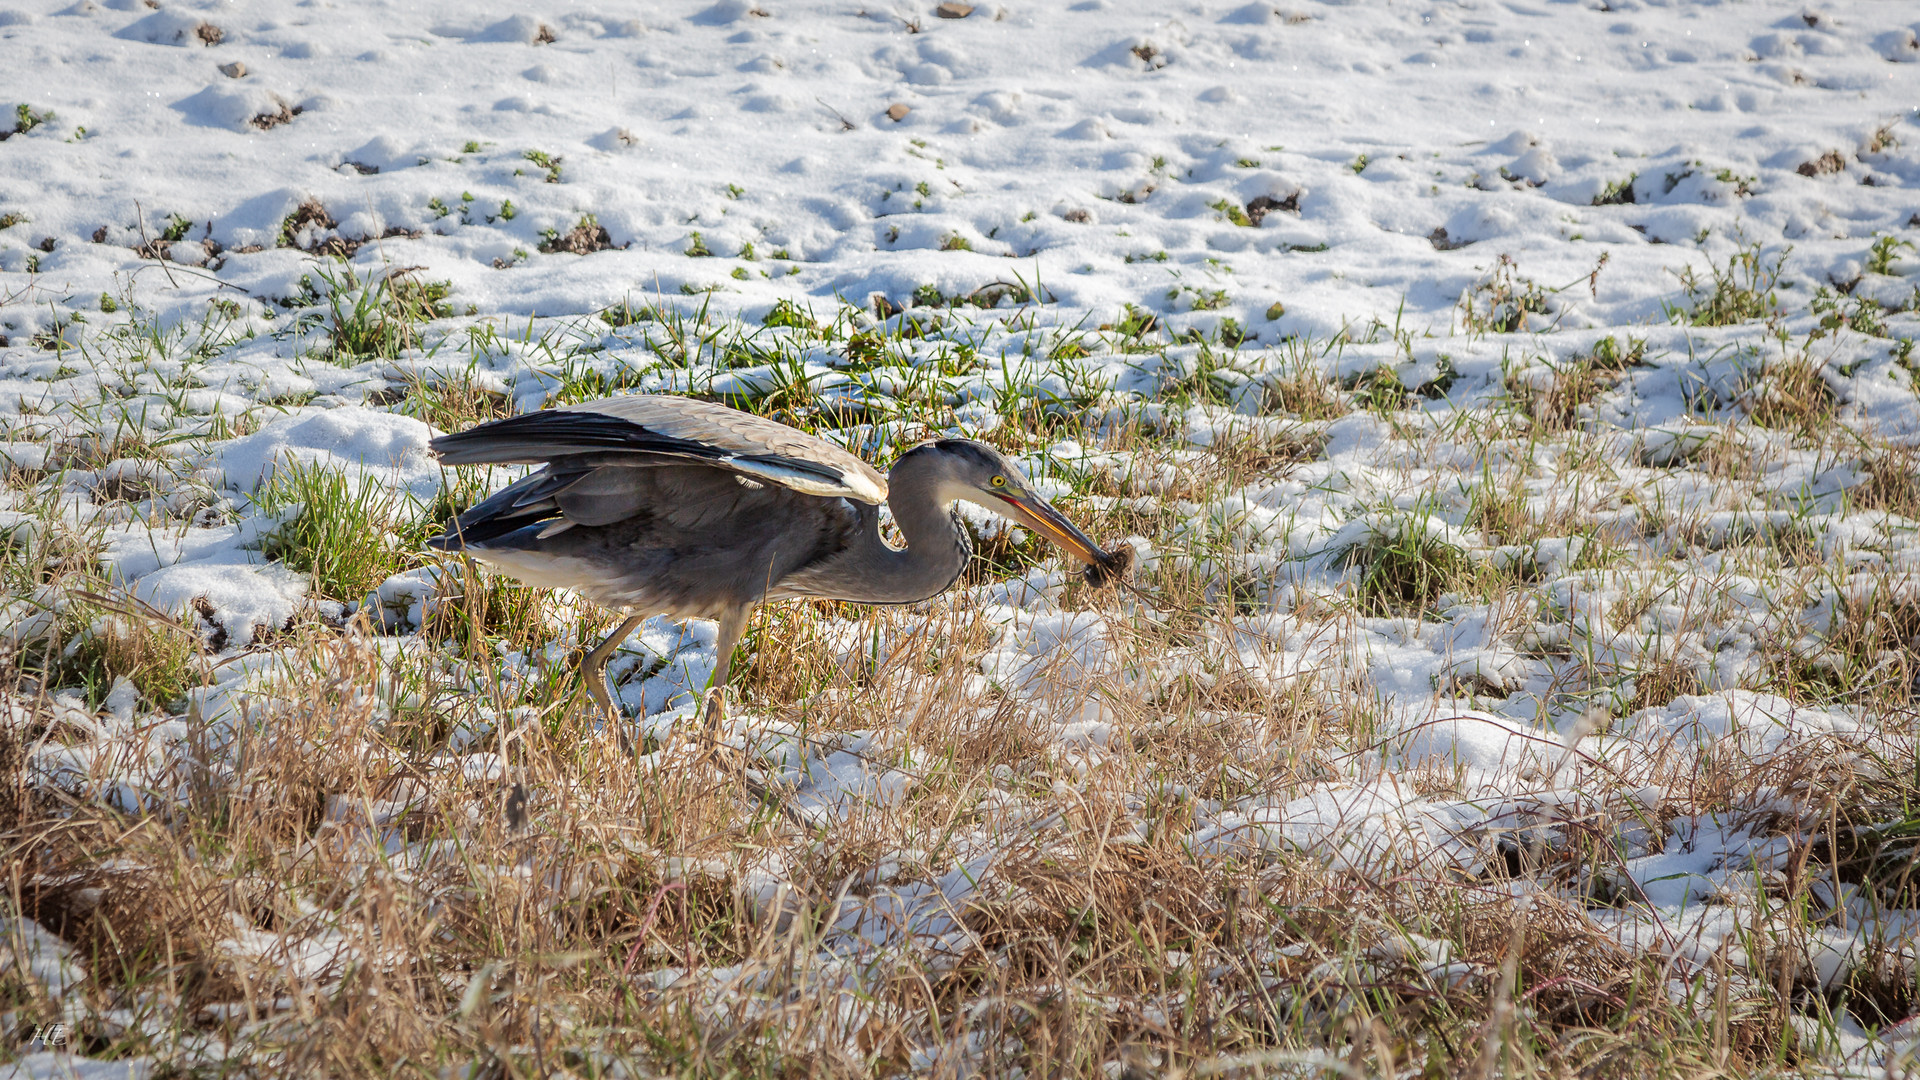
[431,460,865,616]
[428,394,888,504]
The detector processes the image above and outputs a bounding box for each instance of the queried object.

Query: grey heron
[427,394,1126,722]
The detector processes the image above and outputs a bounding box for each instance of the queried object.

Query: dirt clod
[279,199,335,247]
[250,101,304,131]
[1245,191,1298,225]
[1798,150,1846,177]
[538,220,619,256]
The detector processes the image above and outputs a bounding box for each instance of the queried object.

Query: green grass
[1866,234,1913,276]
[309,265,455,362]
[1459,254,1552,334]
[1592,173,1638,205]
[1207,197,1253,227]
[1669,241,1784,327]
[1340,513,1478,615]
[51,595,208,709]
[251,459,436,602]
[760,299,815,331]
[522,148,563,183]
[10,102,51,135]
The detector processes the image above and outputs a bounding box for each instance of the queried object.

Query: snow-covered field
[4,0,1920,1076]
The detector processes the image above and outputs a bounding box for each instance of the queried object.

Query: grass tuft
[252,460,433,602]
[1671,241,1784,327]
[1744,353,1836,434]
[1343,515,1477,615]
[1460,254,1552,334]
[50,597,207,708]
[311,266,454,362]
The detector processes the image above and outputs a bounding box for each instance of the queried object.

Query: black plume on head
[897,438,1006,472]
[937,439,1000,461]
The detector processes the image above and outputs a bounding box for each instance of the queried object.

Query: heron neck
[846,456,972,605]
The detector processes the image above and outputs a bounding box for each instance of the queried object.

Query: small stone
[1265,301,1286,321]
[935,1,974,16]
[886,102,911,122]
[219,60,246,78]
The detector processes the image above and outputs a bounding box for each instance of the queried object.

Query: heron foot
[700,685,728,734]
[581,613,647,748]
[584,667,620,722]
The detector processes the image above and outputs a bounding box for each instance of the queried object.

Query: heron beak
[993,491,1112,568]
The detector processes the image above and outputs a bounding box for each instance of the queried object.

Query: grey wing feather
[429,394,888,504]
[548,468,651,527]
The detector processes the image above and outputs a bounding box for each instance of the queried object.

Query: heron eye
[990,475,1006,488]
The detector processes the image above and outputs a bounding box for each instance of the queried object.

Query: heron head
[919,439,1115,570]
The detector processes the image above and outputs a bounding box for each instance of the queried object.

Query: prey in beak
[989,487,1131,588]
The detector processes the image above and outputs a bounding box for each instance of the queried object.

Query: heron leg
[581,613,647,725]
[702,605,750,736]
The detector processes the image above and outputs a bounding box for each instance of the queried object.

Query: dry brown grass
[1508,360,1614,435]
[1853,445,1920,517]
[1745,354,1837,436]
[1625,650,1707,714]
[385,371,514,435]
[1504,336,1645,437]
[418,557,577,658]
[1782,578,1920,708]
[3,592,1783,1078]
[52,599,210,709]
[1257,363,1349,422]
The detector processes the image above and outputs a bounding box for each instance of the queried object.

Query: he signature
[23,1023,69,1049]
